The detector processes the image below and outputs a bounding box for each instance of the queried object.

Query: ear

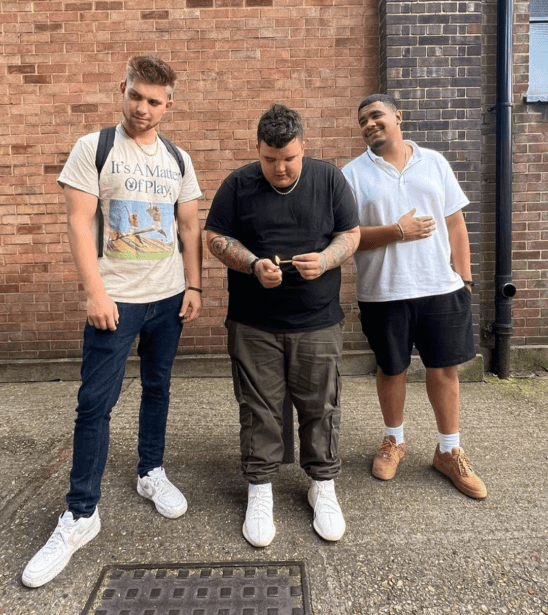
[165,99,173,111]
[395,109,403,125]
[256,141,261,156]
[120,80,126,94]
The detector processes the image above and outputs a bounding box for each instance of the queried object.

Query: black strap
[94,126,186,256]
[94,127,116,257]
[158,134,185,178]
[95,126,116,175]
[158,134,186,253]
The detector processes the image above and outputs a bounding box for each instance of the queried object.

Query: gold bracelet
[396,222,405,241]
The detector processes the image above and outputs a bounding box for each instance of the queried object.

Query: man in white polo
[343,93,486,500]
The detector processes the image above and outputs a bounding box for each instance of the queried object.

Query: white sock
[439,432,460,454]
[385,423,404,445]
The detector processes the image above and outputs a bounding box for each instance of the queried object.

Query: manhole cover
[81,561,311,615]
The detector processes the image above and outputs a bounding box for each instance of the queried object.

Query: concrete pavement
[0,374,547,615]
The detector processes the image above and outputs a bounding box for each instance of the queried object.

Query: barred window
[527,0,548,101]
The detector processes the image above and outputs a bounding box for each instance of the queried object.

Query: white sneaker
[308,479,346,541]
[137,467,187,519]
[242,483,276,547]
[22,508,101,588]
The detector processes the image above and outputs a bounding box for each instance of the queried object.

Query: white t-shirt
[58,124,202,303]
[342,142,468,302]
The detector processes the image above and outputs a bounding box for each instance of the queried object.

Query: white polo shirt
[342,141,468,303]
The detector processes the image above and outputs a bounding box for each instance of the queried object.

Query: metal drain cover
[81,561,311,615]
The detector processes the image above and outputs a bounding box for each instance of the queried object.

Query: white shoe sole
[22,515,101,588]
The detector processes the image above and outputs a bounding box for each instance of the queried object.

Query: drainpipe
[492,0,517,378]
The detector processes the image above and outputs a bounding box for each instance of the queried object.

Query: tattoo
[208,234,255,274]
[321,230,359,271]
[319,253,328,275]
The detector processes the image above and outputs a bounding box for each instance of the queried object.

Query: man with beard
[342,94,486,500]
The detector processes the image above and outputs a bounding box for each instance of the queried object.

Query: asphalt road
[0,375,547,615]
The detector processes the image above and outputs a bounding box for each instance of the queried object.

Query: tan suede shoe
[433,445,487,499]
[372,435,407,480]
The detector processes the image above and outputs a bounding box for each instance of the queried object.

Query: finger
[292,253,316,263]
[264,267,282,279]
[95,316,108,331]
[261,258,278,272]
[183,306,198,323]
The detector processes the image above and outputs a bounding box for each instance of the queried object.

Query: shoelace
[313,485,340,516]
[456,451,474,476]
[248,491,273,521]
[379,438,398,459]
[146,469,172,495]
[42,518,75,552]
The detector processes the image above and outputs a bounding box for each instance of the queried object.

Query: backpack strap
[95,126,116,175]
[158,134,185,178]
[158,134,186,252]
[94,126,116,257]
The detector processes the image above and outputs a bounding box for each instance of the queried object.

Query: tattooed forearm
[321,227,360,271]
[207,233,256,274]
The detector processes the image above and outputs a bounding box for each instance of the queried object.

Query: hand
[398,208,436,241]
[179,289,203,323]
[255,258,282,288]
[291,252,328,280]
[86,292,119,331]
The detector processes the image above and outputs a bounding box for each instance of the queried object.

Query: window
[528,0,548,101]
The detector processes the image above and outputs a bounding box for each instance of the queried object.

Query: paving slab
[0,376,547,615]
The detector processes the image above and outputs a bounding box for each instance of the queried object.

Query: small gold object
[274,255,292,266]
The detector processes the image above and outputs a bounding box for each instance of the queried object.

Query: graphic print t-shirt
[58,125,202,303]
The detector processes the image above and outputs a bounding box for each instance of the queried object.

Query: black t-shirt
[205,157,359,332]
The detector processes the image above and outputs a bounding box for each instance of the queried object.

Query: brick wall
[481,0,548,360]
[508,1,548,347]
[378,0,483,347]
[0,0,379,361]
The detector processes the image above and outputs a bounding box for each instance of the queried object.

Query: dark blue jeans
[66,292,184,516]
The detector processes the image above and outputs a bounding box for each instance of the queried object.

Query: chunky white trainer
[308,479,346,541]
[242,483,276,547]
[22,508,101,588]
[137,467,187,519]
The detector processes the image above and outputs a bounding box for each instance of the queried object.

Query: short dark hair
[257,104,304,148]
[125,55,177,99]
[357,94,398,114]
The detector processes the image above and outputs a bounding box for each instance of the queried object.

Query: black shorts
[358,287,476,376]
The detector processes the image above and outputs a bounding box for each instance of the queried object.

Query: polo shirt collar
[366,140,421,167]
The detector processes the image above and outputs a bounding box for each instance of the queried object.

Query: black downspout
[493,0,517,378]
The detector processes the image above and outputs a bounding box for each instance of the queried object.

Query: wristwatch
[249,257,260,276]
